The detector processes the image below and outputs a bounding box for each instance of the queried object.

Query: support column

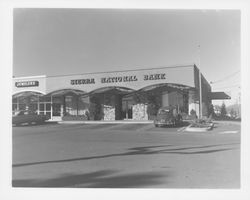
[37,95,40,114]
[25,97,30,111]
[50,95,53,120]
[17,97,19,111]
[115,94,122,120]
[161,91,169,107]
[126,101,128,120]
[44,102,46,115]
[188,90,199,117]
[76,95,79,116]
[63,95,66,116]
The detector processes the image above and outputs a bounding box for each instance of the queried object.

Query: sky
[13,9,241,106]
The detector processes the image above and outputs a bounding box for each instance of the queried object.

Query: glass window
[12,98,17,104]
[81,96,89,104]
[65,96,73,103]
[12,104,17,111]
[19,104,26,111]
[30,96,38,102]
[46,112,51,119]
[46,103,51,111]
[40,103,44,110]
[39,96,51,102]
[29,103,38,112]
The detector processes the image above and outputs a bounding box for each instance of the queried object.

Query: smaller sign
[15,81,39,87]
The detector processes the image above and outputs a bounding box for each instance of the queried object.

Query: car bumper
[154,121,173,126]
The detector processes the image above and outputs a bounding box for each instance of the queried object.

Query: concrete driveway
[12,122,240,188]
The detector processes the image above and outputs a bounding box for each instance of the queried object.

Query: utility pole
[198,45,202,119]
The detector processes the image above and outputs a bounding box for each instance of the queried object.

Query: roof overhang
[12,91,44,98]
[46,89,86,96]
[209,92,231,100]
[89,86,135,95]
[138,83,193,92]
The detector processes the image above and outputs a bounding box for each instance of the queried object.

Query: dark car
[12,110,47,126]
[154,106,182,127]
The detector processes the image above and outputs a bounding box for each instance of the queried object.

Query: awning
[89,87,134,95]
[13,91,44,98]
[46,89,86,96]
[209,92,231,100]
[138,83,193,92]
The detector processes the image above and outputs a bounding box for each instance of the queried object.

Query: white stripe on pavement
[177,127,187,132]
[219,130,239,134]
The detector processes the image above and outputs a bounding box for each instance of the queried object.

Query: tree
[230,108,236,118]
[208,103,215,118]
[220,102,227,119]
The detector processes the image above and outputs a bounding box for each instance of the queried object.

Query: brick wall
[132,104,148,120]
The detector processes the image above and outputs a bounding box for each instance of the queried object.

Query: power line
[210,70,240,84]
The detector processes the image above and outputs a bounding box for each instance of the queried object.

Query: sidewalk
[213,120,241,125]
[58,120,154,124]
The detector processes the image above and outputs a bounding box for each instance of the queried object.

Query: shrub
[89,102,103,120]
[190,109,197,116]
[62,115,88,121]
[147,103,158,118]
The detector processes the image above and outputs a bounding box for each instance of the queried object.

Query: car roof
[159,106,173,110]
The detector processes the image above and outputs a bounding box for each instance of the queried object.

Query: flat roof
[13,63,196,79]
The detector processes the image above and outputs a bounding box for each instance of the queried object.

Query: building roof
[209,92,231,100]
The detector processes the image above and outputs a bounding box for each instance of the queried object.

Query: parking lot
[12,122,240,188]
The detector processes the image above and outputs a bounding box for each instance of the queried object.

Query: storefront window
[39,96,51,102]
[12,98,17,104]
[46,103,51,111]
[65,96,73,115]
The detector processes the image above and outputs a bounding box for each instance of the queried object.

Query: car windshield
[158,109,170,114]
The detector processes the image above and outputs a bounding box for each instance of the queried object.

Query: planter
[62,115,88,121]
[185,122,214,132]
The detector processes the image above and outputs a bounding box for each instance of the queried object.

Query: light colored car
[12,110,47,126]
[154,106,182,127]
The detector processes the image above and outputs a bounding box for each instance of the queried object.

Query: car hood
[155,114,172,121]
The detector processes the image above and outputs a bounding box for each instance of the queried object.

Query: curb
[58,120,154,124]
[185,125,212,132]
[184,123,214,132]
[213,121,241,126]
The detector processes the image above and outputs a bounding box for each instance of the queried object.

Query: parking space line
[219,131,239,134]
[177,127,186,132]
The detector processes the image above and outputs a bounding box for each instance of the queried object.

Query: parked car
[154,106,182,127]
[12,110,47,126]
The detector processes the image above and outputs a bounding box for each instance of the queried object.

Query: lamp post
[198,45,203,119]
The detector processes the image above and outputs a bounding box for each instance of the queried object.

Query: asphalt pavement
[12,122,240,188]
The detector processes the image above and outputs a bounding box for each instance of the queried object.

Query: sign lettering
[15,81,39,87]
[144,73,166,81]
[71,78,95,85]
[101,76,138,83]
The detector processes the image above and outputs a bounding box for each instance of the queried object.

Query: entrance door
[122,100,133,120]
[52,103,61,116]
[39,103,51,119]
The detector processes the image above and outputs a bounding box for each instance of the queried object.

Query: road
[12,122,240,188]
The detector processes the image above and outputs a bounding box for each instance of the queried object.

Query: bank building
[12,64,230,121]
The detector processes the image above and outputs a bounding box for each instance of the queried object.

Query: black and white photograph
[1,0,250,199]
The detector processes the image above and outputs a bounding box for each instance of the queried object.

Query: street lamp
[198,45,202,119]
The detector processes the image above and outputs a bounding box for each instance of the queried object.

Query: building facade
[12,64,229,121]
